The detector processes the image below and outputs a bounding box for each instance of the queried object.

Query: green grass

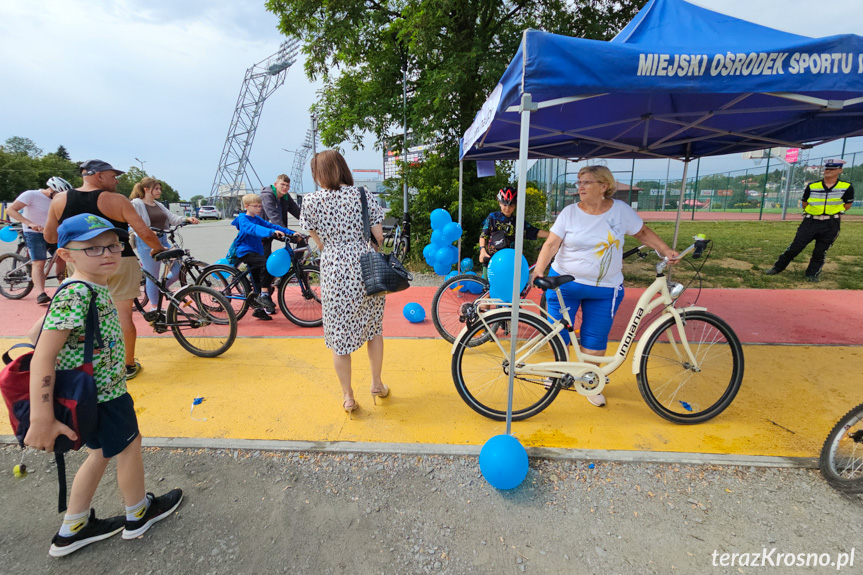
[401,220,863,290]
[621,220,863,290]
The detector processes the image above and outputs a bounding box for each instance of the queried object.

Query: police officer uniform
[766,160,855,281]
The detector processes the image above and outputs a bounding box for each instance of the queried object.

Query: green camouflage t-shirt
[42,281,127,403]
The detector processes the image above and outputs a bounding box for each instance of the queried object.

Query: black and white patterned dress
[300,185,386,355]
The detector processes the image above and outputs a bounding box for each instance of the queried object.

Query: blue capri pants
[544,268,624,351]
[138,234,180,306]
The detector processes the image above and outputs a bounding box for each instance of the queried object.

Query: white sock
[58,509,89,537]
[126,496,150,522]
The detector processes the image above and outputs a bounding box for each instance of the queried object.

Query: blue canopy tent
[458,0,863,431]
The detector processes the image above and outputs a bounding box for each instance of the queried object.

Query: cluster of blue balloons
[422,209,463,276]
[487,249,529,303]
[479,434,528,490]
[0,226,18,243]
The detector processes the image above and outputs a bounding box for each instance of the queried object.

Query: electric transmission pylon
[289,124,317,196]
[209,39,301,213]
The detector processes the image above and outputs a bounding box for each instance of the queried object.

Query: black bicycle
[195,235,322,327]
[133,223,208,314]
[139,248,237,358]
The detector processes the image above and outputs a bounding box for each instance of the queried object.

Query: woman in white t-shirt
[531,165,677,407]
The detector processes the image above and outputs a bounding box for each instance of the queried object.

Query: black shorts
[85,393,140,458]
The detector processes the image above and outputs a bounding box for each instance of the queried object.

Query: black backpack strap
[358,187,378,247]
[2,343,35,366]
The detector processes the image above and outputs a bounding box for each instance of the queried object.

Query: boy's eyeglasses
[65,243,124,257]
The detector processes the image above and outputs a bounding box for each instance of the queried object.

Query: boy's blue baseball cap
[58,213,129,248]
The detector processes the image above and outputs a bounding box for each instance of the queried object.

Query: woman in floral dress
[300,150,389,416]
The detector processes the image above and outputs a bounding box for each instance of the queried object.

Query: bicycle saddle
[153,248,185,261]
[534,275,573,290]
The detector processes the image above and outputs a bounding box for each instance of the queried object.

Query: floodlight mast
[288,125,316,196]
[209,39,301,213]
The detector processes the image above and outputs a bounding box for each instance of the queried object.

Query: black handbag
[358,188,412,296]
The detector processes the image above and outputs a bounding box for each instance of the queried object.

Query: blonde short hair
[578,165,617,198]
[242,193,262,207]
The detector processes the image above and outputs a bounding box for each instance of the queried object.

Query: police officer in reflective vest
[765,159,854,282]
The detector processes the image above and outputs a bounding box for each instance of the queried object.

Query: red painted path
[1,286,861,345]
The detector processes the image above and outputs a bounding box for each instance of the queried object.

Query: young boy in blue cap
[25,213,182,557]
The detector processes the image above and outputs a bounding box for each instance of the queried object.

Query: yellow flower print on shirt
[594,231,620,286]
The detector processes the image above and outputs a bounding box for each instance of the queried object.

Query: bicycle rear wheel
[196,265,252,320]
[820,402,863,493]
[167,285,237,357]
[179,259,209,287]
[0,253,33,299]
[277,264,322,327]
[452,310,566,421]
[637,311,743,424]
[431,273,490,344]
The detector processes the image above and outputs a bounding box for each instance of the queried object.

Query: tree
[52,145,71,160]
[0,143,80,201]
[116,166,180,203]
[3,136,43,158]
[266,0,647,254]
[189,194,206,207]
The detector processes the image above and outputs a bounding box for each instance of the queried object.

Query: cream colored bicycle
[450,236,744,424]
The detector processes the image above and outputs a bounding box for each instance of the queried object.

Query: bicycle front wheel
[637,311,743,424]
[452,310,566,421]
[196,265,251,320]
[820,402,863,493]
[431,273,490,344]
[167,285,237,357]
[0,253,33,299]
[277,264,322,327]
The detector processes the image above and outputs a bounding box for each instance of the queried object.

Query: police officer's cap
[824,159,846,169]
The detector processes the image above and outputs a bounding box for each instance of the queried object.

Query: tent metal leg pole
[458,161,463,263]
[506,93,536,435]
[672,154,691,251]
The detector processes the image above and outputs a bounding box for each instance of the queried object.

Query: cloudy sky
[2,0,862,199]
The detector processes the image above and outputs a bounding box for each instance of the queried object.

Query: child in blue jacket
[231,193,296,320]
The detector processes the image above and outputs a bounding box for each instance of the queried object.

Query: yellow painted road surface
[2,336,860,459]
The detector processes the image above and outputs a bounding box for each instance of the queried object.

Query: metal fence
[528,150,863,220]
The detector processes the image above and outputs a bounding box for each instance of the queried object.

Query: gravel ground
[2,444,862,574]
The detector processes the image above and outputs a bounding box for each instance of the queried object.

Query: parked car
[198,205,222,220]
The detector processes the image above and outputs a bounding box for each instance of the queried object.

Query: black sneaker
[806,275,821,283]
[49,509,125,557]
[36,292,51,305]
[256,293,276,313]
[125,361,142,380]
[252,308,273,321]
[764,267,780,276]
[122,490,183,540]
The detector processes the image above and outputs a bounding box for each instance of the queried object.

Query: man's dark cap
[79,159,125,176]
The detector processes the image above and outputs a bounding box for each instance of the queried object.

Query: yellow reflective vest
[804,181,850,216]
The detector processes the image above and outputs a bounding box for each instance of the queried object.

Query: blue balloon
[0,226,17,243]
[266,248,292,277]
[462,272,486,294]
[442,221,463,243]
[214,258,231,266]
[460,258,474,273]
[487,249,529,302]
[480,434,528,490]
[430,208,452,231]
[433,261,451,276]
[430,229,447,247]
[444,271,459,282]
[436,247,452,266]
[448,245,459,266]
[422,243,436,261]
[402,302,426,323]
